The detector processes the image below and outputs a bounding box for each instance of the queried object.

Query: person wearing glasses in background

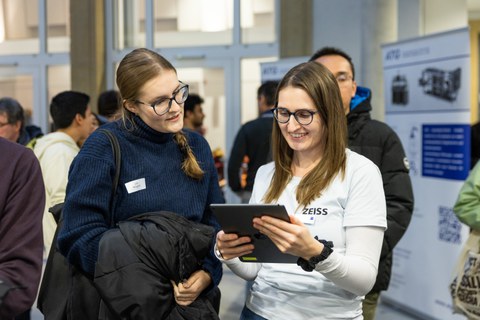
[216,61,387,319]
[0,97,44,147]
[310,47,414,320]
[57,48,224,319]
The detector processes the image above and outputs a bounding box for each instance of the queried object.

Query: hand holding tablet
[210,204,297,263]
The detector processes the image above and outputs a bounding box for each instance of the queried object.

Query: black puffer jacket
[347,87,414,292]
[94,211,219,320]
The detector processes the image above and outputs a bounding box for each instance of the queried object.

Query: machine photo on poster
[418,67,461,102]
[391,73,409,106]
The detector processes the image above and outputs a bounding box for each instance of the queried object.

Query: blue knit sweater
[57,116,224,287]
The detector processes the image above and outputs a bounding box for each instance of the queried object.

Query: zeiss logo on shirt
[301,207,328,215]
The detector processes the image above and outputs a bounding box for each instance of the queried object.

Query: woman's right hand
[215,230,254,260]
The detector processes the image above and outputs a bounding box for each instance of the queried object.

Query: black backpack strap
[98,129,121,227]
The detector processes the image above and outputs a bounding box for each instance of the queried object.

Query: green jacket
[454,161,480,229]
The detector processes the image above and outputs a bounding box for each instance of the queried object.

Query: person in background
[57,48,223,318]
[92,113,101,130]
[78,112,100,147]
[33,91,94,260]
[454,160,480,228]
[0,138,44,320]
[216,61,387,319]
[183,93,206,135]
[0,97,43,147]
[183,93,225,188]
[97,89,121,124]
[310,46,414,320]
[227,81,278,203]
[183,93,227,187]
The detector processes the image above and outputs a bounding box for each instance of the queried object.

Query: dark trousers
[15,309,30,320]
[240,306,267,320]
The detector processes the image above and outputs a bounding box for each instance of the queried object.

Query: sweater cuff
[202,248,223,288]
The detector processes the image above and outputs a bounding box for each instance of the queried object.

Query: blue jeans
[240,306,267,320]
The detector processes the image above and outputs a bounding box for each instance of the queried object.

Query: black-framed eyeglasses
[135,82,189,116]
[272,107,319,125]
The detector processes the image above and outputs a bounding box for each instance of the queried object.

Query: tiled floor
[373,302,423,320]
[31,266,424,320]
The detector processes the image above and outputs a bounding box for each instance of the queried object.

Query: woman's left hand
[253,215,322,259]
[171,270,212,306]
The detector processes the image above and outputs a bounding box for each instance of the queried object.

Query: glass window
[153,0,233,48]
[240,57,276,124]
[0,0,40,55]
[47,65,70,129]
[113,0,146,49]
[0,67,34,121]
[47,0,70,53]
[48,64,70,102]
[241,0,275,44]
[177,67,226,152]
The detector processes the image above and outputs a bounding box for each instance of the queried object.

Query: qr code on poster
[438,206,461,244]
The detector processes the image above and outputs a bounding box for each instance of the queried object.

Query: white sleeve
[214,244,261,281]
[314,226,384,296]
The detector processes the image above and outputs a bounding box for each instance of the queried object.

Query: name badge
[125,178,146,194]
[299,215,316,225]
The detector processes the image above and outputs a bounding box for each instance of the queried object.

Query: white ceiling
[468,0,480,19]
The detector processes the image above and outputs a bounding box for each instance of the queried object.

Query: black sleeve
[379,130,414,259]
[227,127,247,192]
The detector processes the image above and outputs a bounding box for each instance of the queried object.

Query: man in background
[183,93,206,135]
[97,90,121,124]
[33,91,94,260]
[228,81,278,203]
[310,47,414,320]
[0,97,43,147]
[0,138,44,320]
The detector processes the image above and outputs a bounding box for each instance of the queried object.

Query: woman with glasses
[57,48,224,318]
[216,61,387,319]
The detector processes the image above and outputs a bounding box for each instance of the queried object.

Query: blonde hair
[263,61,347,206]
[116,48,204,180]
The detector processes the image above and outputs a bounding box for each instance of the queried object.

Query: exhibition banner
[260,56,308,82]
[381,28,471,320]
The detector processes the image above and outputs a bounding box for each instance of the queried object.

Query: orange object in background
[240,155,249,189]
[213,148,226,188]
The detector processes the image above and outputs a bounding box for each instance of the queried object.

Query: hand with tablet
[211,204,300,263]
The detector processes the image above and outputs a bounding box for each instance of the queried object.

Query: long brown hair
[263,61,347,207]
[116,48,204,180]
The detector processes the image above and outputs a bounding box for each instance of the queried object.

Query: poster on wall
[381,28,471,320]
[260,56,309,83]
